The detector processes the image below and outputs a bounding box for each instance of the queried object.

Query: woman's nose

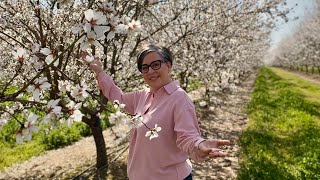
[147,66,156,73]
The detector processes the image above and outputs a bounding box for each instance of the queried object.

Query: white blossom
[199,101,207,107]
[128,20,142,33]
[209,106,216,111]
[103,2,115,13]
[109,110,129,125]
[71,25,83,34]
[84,55,94,63]
[113,100,126,109]
[106,29,115,40]
[129,114,143,128]
[42,99,62,123]
[58,80,72,94]
[16,112,40,144]
[31,43,40,53]
[16,132,23,144]
[67,101,83,126]
[12,48,29,63]
[0,117,8,129]
[70,81,89,101]
[145,124,162,140]
[23,112,40,141]
[40,48,59,66]
[84,9,109,38]
[115,24,129,34]
[80,31,101,50]
[27,77,51,101]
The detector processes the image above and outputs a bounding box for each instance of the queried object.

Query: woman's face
[141,52,172,92]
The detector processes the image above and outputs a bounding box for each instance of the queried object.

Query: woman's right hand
[89,59,103,74]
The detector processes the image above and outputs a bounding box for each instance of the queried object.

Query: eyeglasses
[140,60,167,73]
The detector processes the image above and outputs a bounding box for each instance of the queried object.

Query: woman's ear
[167,62,172,71]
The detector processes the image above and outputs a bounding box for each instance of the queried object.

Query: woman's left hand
[196,139,231,158]
[89,59,103,74]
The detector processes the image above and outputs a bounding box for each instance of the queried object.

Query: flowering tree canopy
[270,0,320,70]
[0,0,290,169]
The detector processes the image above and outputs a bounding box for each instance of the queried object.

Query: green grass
[271,67,320,104]
[0,120,45,169]
[0,141,46,170]
[0,119,93,170]
[186,78,204,92]
[239,67,320,179]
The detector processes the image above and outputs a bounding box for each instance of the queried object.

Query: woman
[89,44,231,180]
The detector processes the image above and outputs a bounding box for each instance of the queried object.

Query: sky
[263,0,315,64]
[270,0,315,46]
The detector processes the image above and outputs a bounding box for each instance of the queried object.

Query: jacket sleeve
[97,71,140,115]
[173,96,207,162]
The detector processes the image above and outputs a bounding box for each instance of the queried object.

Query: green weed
[239,67,320,180]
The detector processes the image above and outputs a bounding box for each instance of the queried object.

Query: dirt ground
[0,74,256,180]
[191,75,255,180]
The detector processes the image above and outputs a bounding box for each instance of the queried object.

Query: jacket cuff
[96,70,104,79]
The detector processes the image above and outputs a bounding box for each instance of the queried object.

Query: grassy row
[239,67,320,179]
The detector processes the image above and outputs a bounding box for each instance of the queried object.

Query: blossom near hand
[145,124,162,140]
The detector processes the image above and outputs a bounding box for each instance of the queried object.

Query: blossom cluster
[109,100,161,140]
[72,8,142,51]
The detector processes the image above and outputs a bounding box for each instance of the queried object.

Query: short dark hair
[137,44,173,72]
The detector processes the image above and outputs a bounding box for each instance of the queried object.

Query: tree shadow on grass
[239,126,320,180]
[73,159,128,180]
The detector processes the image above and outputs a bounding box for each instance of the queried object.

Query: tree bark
[305,65,308,74]
[83,115,108,170]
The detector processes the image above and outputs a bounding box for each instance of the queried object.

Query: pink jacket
[97,72,206,180]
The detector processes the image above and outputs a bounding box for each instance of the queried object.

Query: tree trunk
[83,115,108,170]
[305,65,308,74]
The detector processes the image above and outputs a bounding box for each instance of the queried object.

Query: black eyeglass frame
[139,59,168,73]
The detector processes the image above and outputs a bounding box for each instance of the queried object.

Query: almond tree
[144,0,291,104]
[0,0,290,172]
[0,0,148,169]
[272,0,320,73]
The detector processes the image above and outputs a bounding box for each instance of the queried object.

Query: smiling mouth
[149,76,158,81]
